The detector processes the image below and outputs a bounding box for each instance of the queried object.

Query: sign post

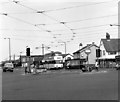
[85,49,91,71]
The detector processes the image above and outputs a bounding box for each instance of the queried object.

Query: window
[108,52,116,55]
[103,50,105,55]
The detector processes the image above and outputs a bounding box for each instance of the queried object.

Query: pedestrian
[24,62,28,74]
[67,61,70,69]
[95,61,99,71]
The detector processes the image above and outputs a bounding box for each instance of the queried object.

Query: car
[3,62,14,72]
[116,64,120,70]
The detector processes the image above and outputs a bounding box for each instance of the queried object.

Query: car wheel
[3,69,6,72]
[10,70,13,72]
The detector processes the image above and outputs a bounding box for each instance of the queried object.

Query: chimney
[92,42,95,45]
[106,32,110,40]
[87,44,90,46]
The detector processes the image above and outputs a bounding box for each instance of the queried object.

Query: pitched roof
[61,53,73,58]
[101,39,120,52]
[73,43,99,54]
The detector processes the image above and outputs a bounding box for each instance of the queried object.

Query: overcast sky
[0,0,119,61]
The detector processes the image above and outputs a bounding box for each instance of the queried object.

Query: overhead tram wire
[3,0,117,15]
[12,0,37,12]
[3,1,118,43]
[36,11,75,41]
[7,0,117,15]
[10,0,117,41]
[44,0,117,12]
[34,14,117,26]
[11,0,117,13]
[65,14,118,24]
[1,13,56,39]
[11,1,110,42]
[0,28,44,32]
[1,13,35,26]
[51,23,117,32]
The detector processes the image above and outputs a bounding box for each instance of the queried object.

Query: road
[1,68,118,100]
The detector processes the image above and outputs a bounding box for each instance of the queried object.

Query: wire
[71,28,118,35]
[73,24,117,30]
[1,13,56,38]
[0,28,44,32]
[34,14,117,26]
[66,14,117,23]
[44,0,117,12]
[12,0,37,12]
[9,0,118,42]
[0,12,36,15]
[51,23,116,32]
[5,14,35,26]
[2,0,116,15]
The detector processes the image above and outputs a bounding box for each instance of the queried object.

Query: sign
[85,49,91,55]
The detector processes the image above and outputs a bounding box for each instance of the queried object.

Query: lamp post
[4,37,11,62]
[58,41,66,54]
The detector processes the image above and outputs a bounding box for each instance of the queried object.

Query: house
[98,38,120,68]
[73,42,99,65]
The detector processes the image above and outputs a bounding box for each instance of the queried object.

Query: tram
[43,55,63,69]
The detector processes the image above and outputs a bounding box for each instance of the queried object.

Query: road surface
[2,68,118,100]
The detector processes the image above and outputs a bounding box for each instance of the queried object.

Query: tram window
[56,60,62,64]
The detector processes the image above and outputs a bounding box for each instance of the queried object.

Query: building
[20,55,44,67]
[73,42,99,65]
[98,38,120,68]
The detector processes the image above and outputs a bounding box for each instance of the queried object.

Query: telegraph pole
[4,38,11,62]
[58,41,66,54]
[42,44,44,56]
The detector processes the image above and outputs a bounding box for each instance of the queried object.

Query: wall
[73,45,99,64]
[88,46,98,64]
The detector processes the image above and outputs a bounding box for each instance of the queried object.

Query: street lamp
[4,37,11,62]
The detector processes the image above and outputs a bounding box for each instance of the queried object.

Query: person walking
[24,62,28,74]
[95,61,99,71]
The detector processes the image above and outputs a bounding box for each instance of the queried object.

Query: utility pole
[9,38,11,62]
[42,44,44,56]
[58,41,66,54]
[13,54,15,61]
[4,38,11,62]
[64,42,66,54]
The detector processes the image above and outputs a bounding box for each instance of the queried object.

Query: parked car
[3,62,14,72]
[65,59,88,72]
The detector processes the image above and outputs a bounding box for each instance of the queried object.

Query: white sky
[0,0,119,61]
